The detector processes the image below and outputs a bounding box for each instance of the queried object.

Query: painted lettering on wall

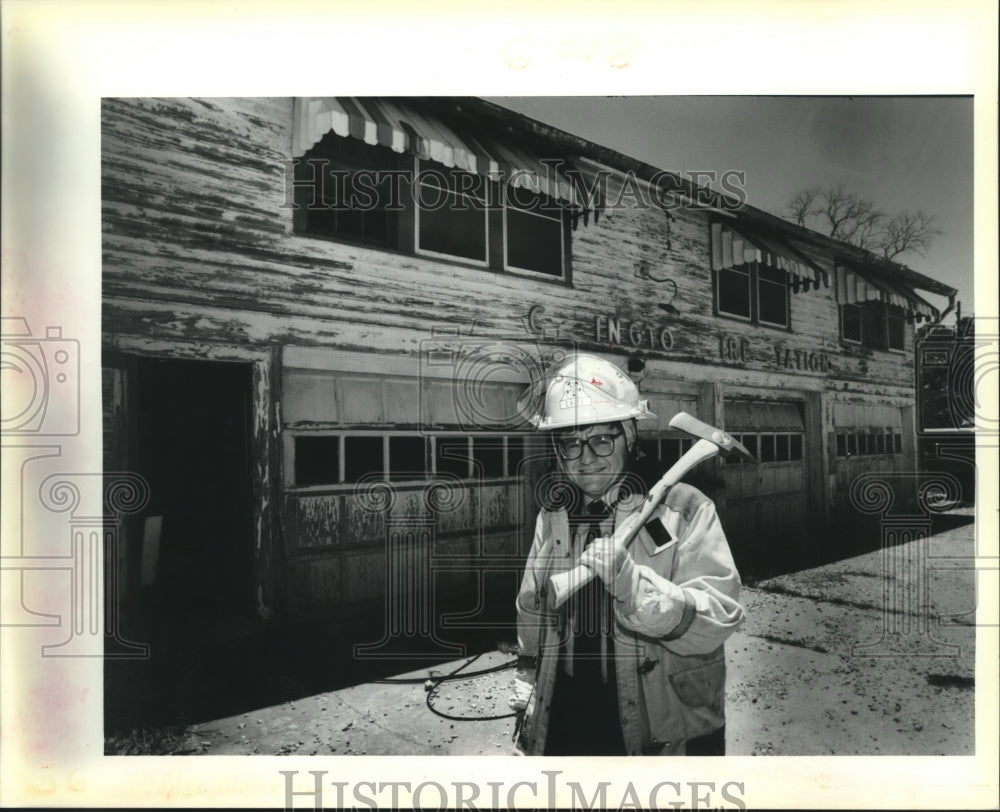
[718,333,833,373]
[719,335,750,364]
[595,315,673,352]
[526,304,562,339]
[773,344,832,372]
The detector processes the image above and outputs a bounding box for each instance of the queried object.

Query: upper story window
[505,188,565,277]
[293,132,403,249]
[834,265,928,353]
[840,300,906,351]
[415,160,488,264]
[710,223,825,331]
[716,260,789,327]
[290,98,582,284]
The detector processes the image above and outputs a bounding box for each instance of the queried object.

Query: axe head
[668,411,758,463]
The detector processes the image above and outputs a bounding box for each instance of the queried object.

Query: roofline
[428,96,958,299]
[729,206,957,298]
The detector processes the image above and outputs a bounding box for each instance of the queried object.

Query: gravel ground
[179,509,977,756]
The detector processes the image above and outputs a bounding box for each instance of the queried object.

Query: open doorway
[105,354,259,733]
[133,356,254,633]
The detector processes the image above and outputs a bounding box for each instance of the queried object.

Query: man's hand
[508,655,536,712]
[579,536,629,584]
[578,536,635,605]
[508,676,534,711]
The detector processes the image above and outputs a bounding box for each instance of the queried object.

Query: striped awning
[835,264,938,320]
[710,223,825,288]
[293,97,581,205]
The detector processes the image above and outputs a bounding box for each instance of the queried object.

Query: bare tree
[789,188,820,227]
[881,210,941,260]
[787,184,941,260]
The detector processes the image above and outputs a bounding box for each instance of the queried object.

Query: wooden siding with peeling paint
[101,97,925,618]
[102,97,914,389]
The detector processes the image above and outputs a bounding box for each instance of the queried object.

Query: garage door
[721,398,808,543]
[830,402,907,513]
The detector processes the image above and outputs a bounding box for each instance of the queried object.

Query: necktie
[567,499,615,682]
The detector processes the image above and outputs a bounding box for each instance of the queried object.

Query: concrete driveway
[178,509,978,756]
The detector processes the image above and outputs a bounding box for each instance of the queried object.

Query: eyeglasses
[553,431,623,461]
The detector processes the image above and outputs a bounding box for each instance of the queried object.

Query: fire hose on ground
[374,653,520,722]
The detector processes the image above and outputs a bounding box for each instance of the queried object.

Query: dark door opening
[134,356,254,631]
[105,355,257,732]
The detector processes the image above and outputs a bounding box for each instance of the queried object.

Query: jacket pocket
[669,659,726,708]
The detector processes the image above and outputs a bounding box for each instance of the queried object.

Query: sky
[484,96,974,318]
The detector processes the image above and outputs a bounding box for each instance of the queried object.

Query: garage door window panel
[472,436,504,478]
[775,433,790,462]
[790,434,803,461]
[344,436,385,482]
[290,431,532,487]
[725,401,804,469]
[389,435,428,480]
[759,434,776,463]
[294,436,341,486]
[836,427,904,458]
[507,435,527,475]
[436,436,471,478]
[724,434,743,464]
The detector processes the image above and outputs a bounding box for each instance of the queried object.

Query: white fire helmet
[518,352,657,431]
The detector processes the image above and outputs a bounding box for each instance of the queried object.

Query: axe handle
[546,438,720,609]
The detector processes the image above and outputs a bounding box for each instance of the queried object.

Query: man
[510,352,745,756]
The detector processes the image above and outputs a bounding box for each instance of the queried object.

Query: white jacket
[515,483,745,755]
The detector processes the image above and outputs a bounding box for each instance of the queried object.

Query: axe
[545,411,756,609]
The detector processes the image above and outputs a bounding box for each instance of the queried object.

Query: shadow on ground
[736,506,975,585]
[105,596,517,748]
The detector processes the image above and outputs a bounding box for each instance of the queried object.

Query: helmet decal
[559,379,591,410]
